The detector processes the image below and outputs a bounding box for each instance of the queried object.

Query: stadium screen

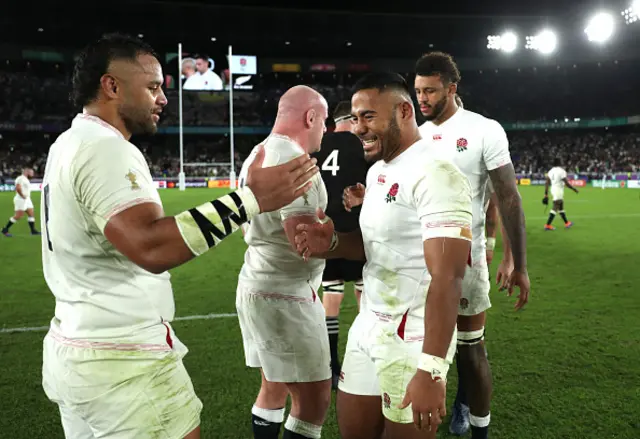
[165,51,258,91]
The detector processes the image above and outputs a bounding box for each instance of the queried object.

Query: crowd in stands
[2,129,638,182]
[1,59,639,181]
[2,58,640,126]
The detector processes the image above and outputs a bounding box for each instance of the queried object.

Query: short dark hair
[352,72,412,100]
[332,101,352,121]
[553,158,562,167]
[194,54,210,64]
[415,51,461,85]
[71,33,159,108]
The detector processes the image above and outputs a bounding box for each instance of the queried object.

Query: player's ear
[306,109,316,128]
[448,82,458,97]
[400,101,414,121]
[101,74,119,99]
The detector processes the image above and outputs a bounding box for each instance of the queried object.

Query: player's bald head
[277,85,327,117]
[273,85,328,154]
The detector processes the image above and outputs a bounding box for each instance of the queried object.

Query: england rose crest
[383,392,391,409]
[456,138,468,152]
[386,183,399,203]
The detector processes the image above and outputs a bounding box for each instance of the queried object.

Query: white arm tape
[417,353,450,382]
[422,222,472,242]
[486,237,496,251]
[175,188,260,256]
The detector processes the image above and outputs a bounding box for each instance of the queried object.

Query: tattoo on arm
[489,164,527,271]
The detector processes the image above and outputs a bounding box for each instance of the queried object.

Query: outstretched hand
[246,145,319,213]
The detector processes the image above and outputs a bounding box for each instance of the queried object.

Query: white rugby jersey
[419,108,511,266]
[547,166,567,191]
[41,113,175,346]
[359,139,472,336]
[15,175,31,199]
[238,134,328,295]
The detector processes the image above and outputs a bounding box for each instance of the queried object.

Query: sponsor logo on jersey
[433,134,442,141]
[377,174,386,184]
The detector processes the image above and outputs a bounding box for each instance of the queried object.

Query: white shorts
[42,329,202,439]
[551,187,564,202]
[236,281,331,383]
[459,262,491,316]
[14,195,33,212]
[338,313,457,424]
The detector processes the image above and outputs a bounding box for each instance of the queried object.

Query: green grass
[1,186,639,438]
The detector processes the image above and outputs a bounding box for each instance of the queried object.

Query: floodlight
[585,12,615,42]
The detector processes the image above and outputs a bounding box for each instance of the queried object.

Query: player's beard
[119,102,158,136]
[380,115,402,162]
[421,94,448,121]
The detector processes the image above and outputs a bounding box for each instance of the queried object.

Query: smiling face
[351,89,405,163]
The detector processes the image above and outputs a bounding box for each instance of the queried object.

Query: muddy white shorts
[236,281,331,383]
[42,327,202,439]
[338,312,457,424]
[459,261,491,316]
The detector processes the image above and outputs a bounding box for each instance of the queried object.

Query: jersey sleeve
[72,137,161,233]
[482,119,512,171]
[560,169,567,180]
[413,159,473,242]
[279,173,322,221]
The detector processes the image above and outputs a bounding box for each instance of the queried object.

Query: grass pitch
[0,186,639,438]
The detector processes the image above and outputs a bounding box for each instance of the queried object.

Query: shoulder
[263,135,305,165]
[73,137,146,176]
[418,120,434,135]
[323,131,362,149]
[461,110,505,136]
[414,151,469,192]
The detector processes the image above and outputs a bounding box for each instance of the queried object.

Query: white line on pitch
[0,312,238,334]
[526,212,640,220]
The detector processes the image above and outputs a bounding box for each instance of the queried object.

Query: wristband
[417,353,450,382]
[486,237,496,251]
[175,187,260,256]
[328,231,339,252]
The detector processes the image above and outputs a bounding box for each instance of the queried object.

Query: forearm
[321,229,365,260]
[544,181,550,195]
[490,166,527,271]
[485,203,498,239]
[422,275,462,359]
[115,188,259,274]
[500,220,512,261]
[175,188,259,256]
[495,191,526,270]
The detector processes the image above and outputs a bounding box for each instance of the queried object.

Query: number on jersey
[321,150,340,177]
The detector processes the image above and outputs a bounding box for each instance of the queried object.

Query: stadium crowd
[2,58,640,125]
[1,129,638,180]
[1,59,639,180]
